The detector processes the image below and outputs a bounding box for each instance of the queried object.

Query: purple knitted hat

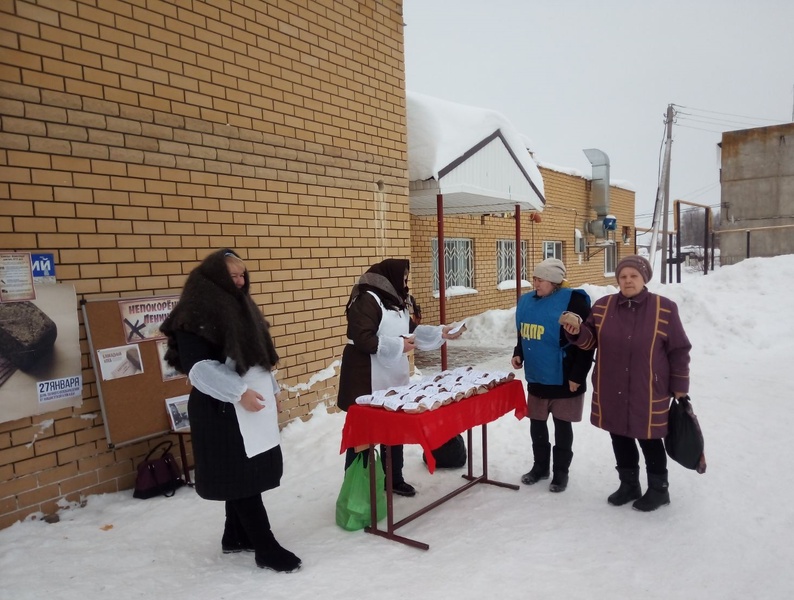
[615,255,653,283]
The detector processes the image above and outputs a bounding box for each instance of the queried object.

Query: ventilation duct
[583,148,613,238]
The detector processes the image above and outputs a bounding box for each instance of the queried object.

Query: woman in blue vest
[511,258,594,492]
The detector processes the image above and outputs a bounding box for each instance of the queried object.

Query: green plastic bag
[335,451,386,531]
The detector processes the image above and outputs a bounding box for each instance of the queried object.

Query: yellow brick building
[0,0,634,528]
[410,167,636,325]
[0,0,408,528]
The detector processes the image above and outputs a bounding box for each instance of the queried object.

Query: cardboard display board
[82,297,188,447]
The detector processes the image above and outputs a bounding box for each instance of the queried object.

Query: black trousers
[530,417,574,451]
[225,495,270,551]
[344,444,405,485]
[610,433,667,474]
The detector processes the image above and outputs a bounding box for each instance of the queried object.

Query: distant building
[719,123,794,265]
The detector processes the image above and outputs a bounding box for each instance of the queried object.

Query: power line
[677,114,763,130]
[677,114,761,129]
[656,116,667,186]
[680,181,720,200]
[677,112,769,128]
[676,123,726,134]
[672,104,783,124]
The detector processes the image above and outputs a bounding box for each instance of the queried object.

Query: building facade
[719,123,794,265]
[410,166,635,325]
[0,0,408,529]
[0,0,635,528]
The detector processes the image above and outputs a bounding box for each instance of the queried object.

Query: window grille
[431,238,474,291]
[496,240,528,283]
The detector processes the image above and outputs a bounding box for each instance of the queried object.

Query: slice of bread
[0,301,58,370]
[558,311,582,328]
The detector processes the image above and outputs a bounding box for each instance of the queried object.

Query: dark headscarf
[346,258,409,313]
[160,248,279,374]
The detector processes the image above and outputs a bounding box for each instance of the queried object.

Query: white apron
[367,291,412,392]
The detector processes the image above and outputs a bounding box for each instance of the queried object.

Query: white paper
[233,367,280,458]
[447,321,466,336]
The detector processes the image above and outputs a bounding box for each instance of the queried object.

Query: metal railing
[717,223,794,259]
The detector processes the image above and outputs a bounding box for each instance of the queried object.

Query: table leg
[367,445,377,530]
[364,425,518,550]
[461,424,519,490]
[364,444,431,550]
[175,431,193,487]
[466,428,474,479]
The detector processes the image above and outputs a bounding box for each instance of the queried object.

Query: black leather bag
[665,396,707,474]
[133,441,185,499]
[422,434,467,469]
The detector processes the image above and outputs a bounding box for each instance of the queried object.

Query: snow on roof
[536,161,636,192]
[407,91,545,213]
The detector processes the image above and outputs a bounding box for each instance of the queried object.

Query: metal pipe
[436,194,447,370]
[515,204,522,305]
[675,201,682,283]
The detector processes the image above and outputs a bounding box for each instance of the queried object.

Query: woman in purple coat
[562,255,691,512]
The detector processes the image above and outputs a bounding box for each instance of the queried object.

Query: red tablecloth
[340,379,526,473]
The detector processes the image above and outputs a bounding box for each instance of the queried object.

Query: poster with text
[0,283,82,423]
[118,296,179,343]
[0,252,35,302]
[97,345,143,381]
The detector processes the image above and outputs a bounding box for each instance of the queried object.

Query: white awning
[407,91,545,215]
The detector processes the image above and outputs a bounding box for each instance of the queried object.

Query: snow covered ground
[2,255,793,600]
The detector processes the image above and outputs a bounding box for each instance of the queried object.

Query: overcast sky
[403,0,794,230]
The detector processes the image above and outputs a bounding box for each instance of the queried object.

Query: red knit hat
[615,255,653,283]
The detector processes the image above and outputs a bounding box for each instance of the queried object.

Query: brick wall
[410,166,636,325]
[0,0,406,529]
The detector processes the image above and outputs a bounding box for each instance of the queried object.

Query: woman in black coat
[160,249,300,573]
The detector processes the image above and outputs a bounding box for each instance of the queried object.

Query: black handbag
[665,395,707,474]
[422,434,467,469]
[133,440,185,498]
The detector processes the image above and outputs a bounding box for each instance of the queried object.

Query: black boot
[607,467,642,506]
[222,502,254,553]
[229,495,301,573]
[521,442,551,485]
[255,531,302,573]
[384,444,416,497]
[632,471,670,512]
[549,447,572,493]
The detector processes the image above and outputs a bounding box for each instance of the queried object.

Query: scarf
[160,249,279,375]
[345,258,409,313]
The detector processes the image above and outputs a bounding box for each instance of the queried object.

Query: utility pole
[660,104,674,284]
[649,104,674,283]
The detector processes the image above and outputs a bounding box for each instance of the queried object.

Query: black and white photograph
[165,394,190,431]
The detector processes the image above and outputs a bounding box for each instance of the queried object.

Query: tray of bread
[354,367,515,413]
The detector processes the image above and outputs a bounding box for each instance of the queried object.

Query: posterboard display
[82,296,189,447]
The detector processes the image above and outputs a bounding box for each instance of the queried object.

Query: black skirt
[188,390,283,501]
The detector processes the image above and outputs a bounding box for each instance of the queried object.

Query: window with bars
[605,244,617,274]
[431,238,474,292]
[542,241,563,260]
[496,240,528,283]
